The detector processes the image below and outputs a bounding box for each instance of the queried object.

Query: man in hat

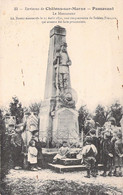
[81,136,97,178]
[53,42,71,90]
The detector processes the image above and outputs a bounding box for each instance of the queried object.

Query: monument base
[52,107,80,147]
[39,102,82,148]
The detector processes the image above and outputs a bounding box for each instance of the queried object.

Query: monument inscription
[53,108,79,145]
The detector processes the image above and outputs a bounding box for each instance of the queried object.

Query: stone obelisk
[39,26,79,147]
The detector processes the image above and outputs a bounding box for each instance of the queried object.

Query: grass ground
[1,169,123,195]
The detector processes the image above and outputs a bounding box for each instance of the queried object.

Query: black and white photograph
[0,0,123,194]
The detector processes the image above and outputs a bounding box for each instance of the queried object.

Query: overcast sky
[0,0,123,112]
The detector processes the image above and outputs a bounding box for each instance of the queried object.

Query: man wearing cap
[53,42,71,90]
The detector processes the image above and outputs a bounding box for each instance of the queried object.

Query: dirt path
[2,169,123,195]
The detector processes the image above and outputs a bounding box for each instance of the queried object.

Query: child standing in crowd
[89,129,100,175]
[114,132,123,177]
[32,130,43,169]
[81,136,97,178]
[28,139,38,171]
[53,141,70,164]
[101,132,113,177]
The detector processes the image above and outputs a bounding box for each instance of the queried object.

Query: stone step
[42,148,80,155]
[48,163,103,173]
[59,158,81,166]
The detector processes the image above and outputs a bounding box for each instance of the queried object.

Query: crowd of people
[52,118,123,178]
[8,117,123,177]
[81,128,123,178]
[10,128,43,171]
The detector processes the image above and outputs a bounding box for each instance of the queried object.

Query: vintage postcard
[0,0,123,194]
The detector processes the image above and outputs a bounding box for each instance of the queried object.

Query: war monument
[39,26,80,148]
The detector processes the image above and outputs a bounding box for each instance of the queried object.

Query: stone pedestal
[52,108,79,146]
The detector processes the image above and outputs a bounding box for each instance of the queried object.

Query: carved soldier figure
[53,42,71,91]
